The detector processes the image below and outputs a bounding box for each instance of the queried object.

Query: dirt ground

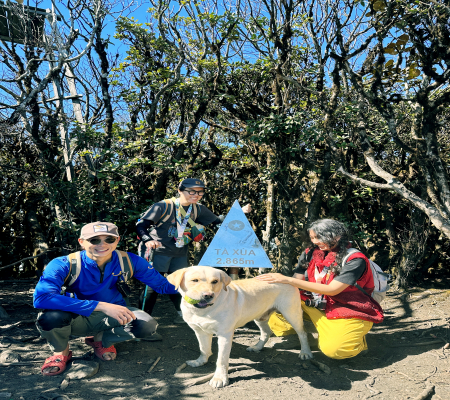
[1,278,449,400]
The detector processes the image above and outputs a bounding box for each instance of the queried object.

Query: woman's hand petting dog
[255,273,293,285]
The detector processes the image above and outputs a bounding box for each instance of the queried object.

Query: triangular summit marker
[199,200,273,269]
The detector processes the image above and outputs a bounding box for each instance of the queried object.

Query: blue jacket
[33,251,178,316]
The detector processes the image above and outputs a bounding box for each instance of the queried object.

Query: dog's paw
[246,345,262,353]
[246,339,265,353]
[299,350,313,360]
[186,358,207,368]
[209,374,229,388]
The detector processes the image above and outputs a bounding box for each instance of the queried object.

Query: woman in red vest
[256,219,383,359]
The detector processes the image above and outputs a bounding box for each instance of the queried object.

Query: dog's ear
[220,270,232,291]
[167,268,188,290]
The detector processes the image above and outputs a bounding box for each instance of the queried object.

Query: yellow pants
[268,302,373,360]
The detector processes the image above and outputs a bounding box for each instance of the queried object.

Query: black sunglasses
[185,190,205,196]
[86,237,118,245]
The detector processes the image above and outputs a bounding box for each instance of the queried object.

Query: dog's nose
[203,293,214,300]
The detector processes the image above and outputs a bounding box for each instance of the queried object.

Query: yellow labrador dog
[167,266,313,388]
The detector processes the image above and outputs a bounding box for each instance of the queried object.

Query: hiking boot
[143,332,163,341]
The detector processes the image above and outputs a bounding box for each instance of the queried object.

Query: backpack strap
[66,252,81,286]
[115,250,133,282]
[342,248,371,297]
[156,199,174,228]
[64,251,133,288]
[354,283,370,296]
[192,203,198,222]
[342,248,361,265]
[177,202,198,228]
[170,197,199,227]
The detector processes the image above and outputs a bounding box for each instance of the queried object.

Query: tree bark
[307,149,332,226]
[262,149,275,253]
[25,197,51,273]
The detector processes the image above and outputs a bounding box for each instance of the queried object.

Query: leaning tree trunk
[393,188,430,289]
[262,178,275,273]
[277,197,293,275]
[306,148,332,227]
[25,195,51,275]
[262,149,275,254]
[394,227,429,288]
[381,195,401,273]
[52,202,72,256]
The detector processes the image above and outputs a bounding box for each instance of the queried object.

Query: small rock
[60,378,70,389]
[174,362,187,374]
[0,350,21,363]
[0,305,9,319]
[67,360,99,380]
[30,337,46,344]
[33,351,51,360]
[310,359,331,375]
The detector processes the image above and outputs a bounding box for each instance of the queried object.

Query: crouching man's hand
[95,302,136,325]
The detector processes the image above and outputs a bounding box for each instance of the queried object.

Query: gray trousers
[36,307,157,352]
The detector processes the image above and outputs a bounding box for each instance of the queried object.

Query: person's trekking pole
[141,247,154,311]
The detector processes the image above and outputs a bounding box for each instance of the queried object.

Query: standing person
[34,221,178,376]
[256,219,383,360]
[136,178,251,323]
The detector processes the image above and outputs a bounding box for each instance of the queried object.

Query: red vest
[302,248,384,323]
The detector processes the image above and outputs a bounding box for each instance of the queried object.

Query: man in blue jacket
[34,221,178,376]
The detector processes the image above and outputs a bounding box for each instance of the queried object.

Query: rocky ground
[0,278,449,400]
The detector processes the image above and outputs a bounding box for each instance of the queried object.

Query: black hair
[302,219,351,275]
